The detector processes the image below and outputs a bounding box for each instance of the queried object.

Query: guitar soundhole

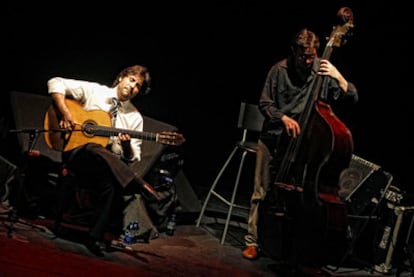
[83,121,98,137]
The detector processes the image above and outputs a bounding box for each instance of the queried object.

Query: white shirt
[47,77,143,162]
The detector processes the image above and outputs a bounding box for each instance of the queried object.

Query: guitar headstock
[157,131,186,146]
[327,7,354,48]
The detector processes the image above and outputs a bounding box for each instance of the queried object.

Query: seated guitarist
[47,64,160,256]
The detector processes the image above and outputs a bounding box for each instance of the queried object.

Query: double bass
[259,7,355,267]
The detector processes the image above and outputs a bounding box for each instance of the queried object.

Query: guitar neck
[84,124,158,142]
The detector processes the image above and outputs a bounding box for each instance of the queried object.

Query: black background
[1,1,411,194]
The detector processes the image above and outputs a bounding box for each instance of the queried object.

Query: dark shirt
[259,56,358,142]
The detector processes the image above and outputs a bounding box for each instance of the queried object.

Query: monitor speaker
[133,116,201,217]
[9,91,62,163]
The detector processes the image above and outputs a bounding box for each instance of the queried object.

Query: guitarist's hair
[112,65,151,95]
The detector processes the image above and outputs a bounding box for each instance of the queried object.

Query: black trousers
[61,143,147,240]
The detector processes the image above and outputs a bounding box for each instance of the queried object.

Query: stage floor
[1,199,413,277]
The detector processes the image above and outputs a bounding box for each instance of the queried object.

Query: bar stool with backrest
[196,102,264,244]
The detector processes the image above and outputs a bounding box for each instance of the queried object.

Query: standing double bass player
[242,18,359,263]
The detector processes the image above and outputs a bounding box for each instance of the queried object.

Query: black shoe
[85,237,106,257]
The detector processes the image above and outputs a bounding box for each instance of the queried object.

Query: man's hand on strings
[118,133,131,142]
[318,59,349,92]
[281,115,300,138]
[119,133,132,149]
[59,113,75,131]
[118,133,133,160]
[318,59,340,79]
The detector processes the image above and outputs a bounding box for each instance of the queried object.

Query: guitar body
[44,99,111,152]
[44,99,185,152]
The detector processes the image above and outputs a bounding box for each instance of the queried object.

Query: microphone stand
[0,128,58,240]
[9,128,66,155]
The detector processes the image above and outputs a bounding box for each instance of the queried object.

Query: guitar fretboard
[83,124,158,141]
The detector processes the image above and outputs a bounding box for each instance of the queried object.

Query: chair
[196,102,264,244]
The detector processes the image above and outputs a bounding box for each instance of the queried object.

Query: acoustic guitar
[43,98,185,152]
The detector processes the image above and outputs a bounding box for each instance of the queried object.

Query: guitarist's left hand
[119,133,134,160]
[119,133,131,142]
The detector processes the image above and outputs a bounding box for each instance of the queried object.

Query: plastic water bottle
[124,221,139,244]
[166,213,176,236]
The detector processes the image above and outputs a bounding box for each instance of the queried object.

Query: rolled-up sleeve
[47,77,67,95]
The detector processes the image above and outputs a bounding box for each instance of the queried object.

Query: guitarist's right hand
[59,114,75,131]
[51,93,76,131]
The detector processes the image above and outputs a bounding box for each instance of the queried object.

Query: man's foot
[85,237,106,257]
[110,238,133,251]
[242,245,259,260]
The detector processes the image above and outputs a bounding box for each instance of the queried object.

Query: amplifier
[373,206,414,274]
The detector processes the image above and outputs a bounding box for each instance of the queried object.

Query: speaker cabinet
[135,117,201,217]
[130,116,181,178]
[9,91,62,163]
